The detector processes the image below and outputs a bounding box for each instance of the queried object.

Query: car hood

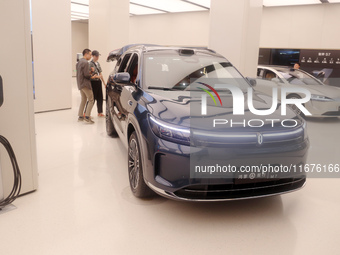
[144,89,301,132]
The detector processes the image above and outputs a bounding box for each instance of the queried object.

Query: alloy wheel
[128,138,140,190]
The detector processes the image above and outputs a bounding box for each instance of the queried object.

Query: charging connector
[0,135,22,209]
[0,155,3,201]
[0,75,3,108]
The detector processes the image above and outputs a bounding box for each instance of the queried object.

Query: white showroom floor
[1,79,340,255]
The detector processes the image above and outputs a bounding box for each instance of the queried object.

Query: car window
[264,70,276,80]
[144,52,250,92]
[118,53,132,73]
[257,68,284,83]
[115,57,122,68]
[277,69,322,86]
[127,54,139,84]
[257,68,264,78]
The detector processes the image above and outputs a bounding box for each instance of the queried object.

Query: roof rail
[107,44,159,62]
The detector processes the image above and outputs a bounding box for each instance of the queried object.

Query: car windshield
[143,51,250,92]
[277,68,323,86]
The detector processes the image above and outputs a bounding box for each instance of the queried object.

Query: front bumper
[306,99,340,117]
[142,130,309,201]
[148,177,306,201]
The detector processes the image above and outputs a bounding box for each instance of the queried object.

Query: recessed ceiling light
[71,3,89,14]
[130,3,166,15]
[181,0,210,9]
[71,0,89,5]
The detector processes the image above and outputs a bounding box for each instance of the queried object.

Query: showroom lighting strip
[71,1,89,21]
[181,0,210,9]
[130,3,168,15]
[71,0,340,21]
[129,0,207,14]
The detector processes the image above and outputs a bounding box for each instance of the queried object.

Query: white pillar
[209,0,263,77]
[31,0,72,112]
[89,0,130,80]
[0,0,38,196]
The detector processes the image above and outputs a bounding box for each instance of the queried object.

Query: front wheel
[128,131,153,198]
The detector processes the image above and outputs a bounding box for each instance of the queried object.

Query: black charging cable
[0,135,22,209]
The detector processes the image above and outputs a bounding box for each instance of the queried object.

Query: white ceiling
[71,0,340,21]
[263,0,340,7]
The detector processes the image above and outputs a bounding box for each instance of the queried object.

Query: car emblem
[257,133,263,145]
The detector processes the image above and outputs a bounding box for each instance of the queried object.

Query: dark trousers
[90,79,103,114]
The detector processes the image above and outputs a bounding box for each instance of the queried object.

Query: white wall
[129,4,340,54]
[89,0,130,81]
[72,21,89,77]
[31,0,72,112]
[260,4,340,49]
[209,0,262,77]
[129,11,209,47]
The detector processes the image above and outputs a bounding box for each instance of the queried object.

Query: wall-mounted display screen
[271,49,300,66]
[258,48,300,66]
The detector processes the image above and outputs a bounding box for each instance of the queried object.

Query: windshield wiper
[147,86,174,91]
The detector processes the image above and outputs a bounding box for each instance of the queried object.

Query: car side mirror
[246,77,256,87]
[113,72,130,83]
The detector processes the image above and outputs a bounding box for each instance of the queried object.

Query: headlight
[310,94,333,101]
[149,116,190,145]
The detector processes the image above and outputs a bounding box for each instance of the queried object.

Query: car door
[107,53,133,135]
[112,53,140,136]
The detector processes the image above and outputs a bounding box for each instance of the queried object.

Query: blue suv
[106,45,309,201]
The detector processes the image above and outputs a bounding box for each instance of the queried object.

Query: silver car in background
[256,65,340,117]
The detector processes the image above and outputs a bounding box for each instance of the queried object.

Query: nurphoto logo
[200,83,311,116]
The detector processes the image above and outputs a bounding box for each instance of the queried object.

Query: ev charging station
[0,76,3,201]
[0,0,38,203]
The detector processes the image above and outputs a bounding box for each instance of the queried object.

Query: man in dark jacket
[76,49,99,124]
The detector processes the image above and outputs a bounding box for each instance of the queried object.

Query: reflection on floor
[0,79,340,255]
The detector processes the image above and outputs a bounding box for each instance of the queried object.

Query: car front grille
[173,177,306,200]
[192,126,305,148]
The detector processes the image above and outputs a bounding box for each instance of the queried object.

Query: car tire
[287,94,305,117]
[128,131,153,198]
[106,106,118,137]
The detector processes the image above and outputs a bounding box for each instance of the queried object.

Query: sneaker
[98,113,105,117]
[78,117,84,122]
[84,117,94,124]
